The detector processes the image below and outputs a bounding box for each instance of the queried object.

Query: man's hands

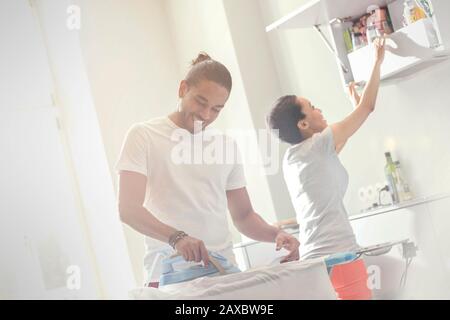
[275,230,300,263]
[174,230,300,268]
[174,236,210,267]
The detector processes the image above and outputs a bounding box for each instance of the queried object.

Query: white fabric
[145,245,237,283]
[129,258,337,300]
[115,117,246,282]
[283,126,359,260]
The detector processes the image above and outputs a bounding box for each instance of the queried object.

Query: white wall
[0,0,121,299]
[350,199,450,299]
[76,0,284,285]
[221,0,296,221]
[163,0,278,235]
[259,0,450,216]
[73,0,299,286]
[236,196,450,299]
[35,0,136,297]
[76,0,181,286]
[5,0,448,298]
[77,0,181,178]
[0,0,52,110]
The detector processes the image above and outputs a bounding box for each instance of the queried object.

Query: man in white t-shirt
[115,53,299,285]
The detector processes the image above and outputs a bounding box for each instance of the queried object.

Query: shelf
[380,56,449,84]
[350,193,450,221]
[265,0,324,31]
[266,0,450,87]
[348,18,449,83]
[266,0,392,31]
[233,193,450,249]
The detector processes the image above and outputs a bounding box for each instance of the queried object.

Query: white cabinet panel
[232,247,250,271]
[266,0,450,87]
[351,204,450,299]
[244,242,284,268]
[241,232,299,269]
[0,0,53,110]
[236,200,450,298]
[267,0,393,31]
[348,18,442,83]
[427,198,450,295]
[0,108,99,299]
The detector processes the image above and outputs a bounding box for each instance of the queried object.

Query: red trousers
[330,259,373,300]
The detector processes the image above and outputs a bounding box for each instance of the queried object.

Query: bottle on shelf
[417,0,433,18]
[394,160,414,202]
[403,0,427,26]
[414,0,440,48]
[344,28,353,53]
[351,32,365,51]
[368,5,393,36]
[384,152,400,204]
[366,7,380,43]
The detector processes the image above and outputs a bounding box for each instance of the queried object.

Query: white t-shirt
[115,117,246,282]
[283,126,359,260]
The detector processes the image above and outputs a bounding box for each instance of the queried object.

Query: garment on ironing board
[159,252,241,287]
[145,245,237,286]
[130,257,337,300]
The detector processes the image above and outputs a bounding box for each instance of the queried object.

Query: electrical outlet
[399,241,418,259]
[375,182,384,193]
[358,187,367,202]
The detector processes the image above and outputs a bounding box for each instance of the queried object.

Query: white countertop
[349,193,450,221]
[233,193,450,248]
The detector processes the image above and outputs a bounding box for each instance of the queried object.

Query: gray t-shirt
[283,126,359,260]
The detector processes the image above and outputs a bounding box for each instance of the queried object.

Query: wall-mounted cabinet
[266,0,450,87]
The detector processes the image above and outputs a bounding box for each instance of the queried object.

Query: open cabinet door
[0,0,100,298]
[0,108,100,299]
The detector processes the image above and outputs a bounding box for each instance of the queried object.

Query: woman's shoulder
[284,139,314,164]
[284,127,333,164]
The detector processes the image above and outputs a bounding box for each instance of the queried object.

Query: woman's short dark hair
[267,95,306,145]
[185,52,232,93]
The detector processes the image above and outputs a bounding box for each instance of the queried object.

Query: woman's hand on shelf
[374,36,386,65]
[348,82,361,106]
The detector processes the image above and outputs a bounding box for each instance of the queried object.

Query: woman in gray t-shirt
[267,37,386,299]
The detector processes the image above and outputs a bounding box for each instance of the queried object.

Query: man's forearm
[234,211,279,242]
[119,204,177,243]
